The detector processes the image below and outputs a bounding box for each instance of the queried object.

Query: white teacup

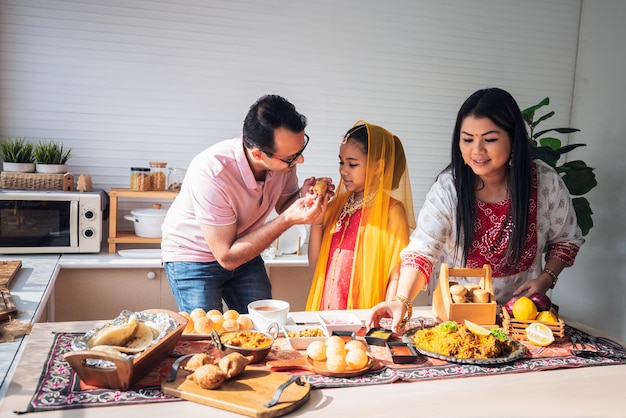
[247,299,290,332]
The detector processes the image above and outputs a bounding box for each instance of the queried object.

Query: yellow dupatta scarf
[306,121,415,310]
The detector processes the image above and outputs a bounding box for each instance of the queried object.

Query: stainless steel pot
[211,323,279,364]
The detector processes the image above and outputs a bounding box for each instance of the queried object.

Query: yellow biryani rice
[413,324,514,359]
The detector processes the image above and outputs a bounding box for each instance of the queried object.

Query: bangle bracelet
[392,295,413,327]
[543,268,559,289]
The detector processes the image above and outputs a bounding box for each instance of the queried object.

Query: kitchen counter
[1,309,625,417]
[0,255,60,400]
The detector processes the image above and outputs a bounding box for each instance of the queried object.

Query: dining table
[1,307,625,418]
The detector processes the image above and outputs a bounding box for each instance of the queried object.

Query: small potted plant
[0,137,36,172]
[34,141,73,173]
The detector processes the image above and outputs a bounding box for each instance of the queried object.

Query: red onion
[529,293,552,312]
[504,296,519,316]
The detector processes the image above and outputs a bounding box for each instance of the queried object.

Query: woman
[306,121,415,310]
[368,88,584,332]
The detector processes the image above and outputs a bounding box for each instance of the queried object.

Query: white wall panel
[0,0,581,219]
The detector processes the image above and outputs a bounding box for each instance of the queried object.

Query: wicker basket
[0,171,73,190]
[501,308,566,341]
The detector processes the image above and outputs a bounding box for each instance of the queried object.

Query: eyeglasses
[262,134,309,167]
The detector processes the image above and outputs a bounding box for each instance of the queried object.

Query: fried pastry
[185,353,217,371]
[313,179,328,196]
[187,364,227,390]
[218,352,252,378]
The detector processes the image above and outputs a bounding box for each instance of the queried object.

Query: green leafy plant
[34,141,73,164]
[522,97,597,236]
[0,137,36,163]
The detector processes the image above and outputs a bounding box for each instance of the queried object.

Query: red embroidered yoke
[320,209,362,310]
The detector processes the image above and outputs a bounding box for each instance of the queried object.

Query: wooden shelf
[108,188,178,253]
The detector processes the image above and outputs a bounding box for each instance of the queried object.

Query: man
[161,94,324,314]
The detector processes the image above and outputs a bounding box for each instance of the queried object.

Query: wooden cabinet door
[54,268,163,321]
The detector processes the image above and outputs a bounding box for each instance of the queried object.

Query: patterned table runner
[17,325,626,413]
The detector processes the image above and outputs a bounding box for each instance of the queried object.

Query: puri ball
[326,344,346,359]
[206,309,222,318]
[194,316,213,334]
[325,335,345,349]
[325,354,346,373]
[306,340,327,361]
[210,314,225,333]
[223,309,240,321]
[345,348,369,369]
[344,340,366,352]
[236,315,254,331]
[179,312,195,334]
[222,319,240,332]
[190,308,207,321]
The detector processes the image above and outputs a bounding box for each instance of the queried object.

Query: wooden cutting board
[161,367,310,418]
[0,260,22,287]
[0,260,21,321]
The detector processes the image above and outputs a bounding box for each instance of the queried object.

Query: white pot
[2,162,36,173]
[36,163,68,174]
[124,207,167,238]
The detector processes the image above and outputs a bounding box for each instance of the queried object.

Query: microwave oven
[0,189,105,254]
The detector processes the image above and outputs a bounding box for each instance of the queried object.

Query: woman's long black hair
[450,88,532,272]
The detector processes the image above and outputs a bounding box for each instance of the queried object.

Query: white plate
[318,312,364,334]
[277,224,307,254]
[117,249,162,259]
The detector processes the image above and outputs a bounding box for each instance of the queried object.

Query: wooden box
[432,264,497,326]
[501,309,566,341]
[64,309,187,390]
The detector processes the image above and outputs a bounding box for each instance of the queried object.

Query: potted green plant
[522,98,598,236]
[34,141,73,173]
[0,137,36,172]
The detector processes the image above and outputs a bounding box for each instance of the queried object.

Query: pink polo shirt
[161,137,299,262]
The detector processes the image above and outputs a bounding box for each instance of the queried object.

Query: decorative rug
[17,332,183,414]
[17,325,626,413]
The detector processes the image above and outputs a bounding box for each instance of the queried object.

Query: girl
[306,121,415,310]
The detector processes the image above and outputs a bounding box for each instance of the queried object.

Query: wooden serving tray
[0,260,22,287]
[64,309,187,390]
[162,367,310,418]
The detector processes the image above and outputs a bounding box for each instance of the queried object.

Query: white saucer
[117,249,162,259]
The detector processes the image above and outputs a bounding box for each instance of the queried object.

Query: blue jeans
[164,255,272,313]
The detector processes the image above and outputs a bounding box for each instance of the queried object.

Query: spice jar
[167,167,186,192]
[149,161,167,191]
[130,167,151,191]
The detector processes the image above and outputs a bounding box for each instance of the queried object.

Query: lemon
[536,310,558,323]
[512,296,538,320]
[525,322,555,346]
[464,320,490,337]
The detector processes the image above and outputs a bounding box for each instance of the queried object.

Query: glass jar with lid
[167,167,186,192]
[149,161,167,191]
[130,167,151,191]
